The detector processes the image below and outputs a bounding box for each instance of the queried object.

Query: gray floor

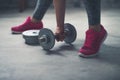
[0,8,120,80]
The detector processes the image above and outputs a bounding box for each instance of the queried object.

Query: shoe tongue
[26,16,31,22]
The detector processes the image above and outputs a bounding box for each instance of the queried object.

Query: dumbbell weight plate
[64,23,77,44]
[38,28,55,50]
[22,30,40,45]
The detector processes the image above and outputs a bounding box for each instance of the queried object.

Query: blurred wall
[0,0,120,9]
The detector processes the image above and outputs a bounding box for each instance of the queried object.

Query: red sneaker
[11,16,43,34]
[78,25,107,57]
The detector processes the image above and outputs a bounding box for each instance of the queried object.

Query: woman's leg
[11,0,53,33]
[79,0,107,57]
[83,0,101,31]
[32,0,53,22]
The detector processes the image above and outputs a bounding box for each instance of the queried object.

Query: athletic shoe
[11,16,43,34]
[78,25,107,57]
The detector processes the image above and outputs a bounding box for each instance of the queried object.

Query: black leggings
[33,0,53,20]
[33,0,101,25]
[83,0,101,25]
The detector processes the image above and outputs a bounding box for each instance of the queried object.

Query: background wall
[0,0,120,10]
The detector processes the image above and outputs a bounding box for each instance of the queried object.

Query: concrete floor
[0,8,120,80]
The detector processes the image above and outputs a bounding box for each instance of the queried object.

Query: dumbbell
[22,30,40,45]
[38,23,77,50]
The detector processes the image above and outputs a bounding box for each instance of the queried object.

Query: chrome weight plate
[64,23,77,44]
[22,30,40,45]
[38,28,55,50]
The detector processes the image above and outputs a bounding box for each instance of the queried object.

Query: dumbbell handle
[39,37,45,42]
[54,29,70,41]
[39,28,70,42]
[39,35,47,43]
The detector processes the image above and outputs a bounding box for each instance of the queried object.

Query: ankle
[31,17,41,23]
[89,24,101,32]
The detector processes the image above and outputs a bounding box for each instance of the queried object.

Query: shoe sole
[78,32,108,58]
[12,31,22,34]
[78,52,98,58]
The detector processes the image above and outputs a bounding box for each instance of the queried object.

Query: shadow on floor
[43,43,78,56]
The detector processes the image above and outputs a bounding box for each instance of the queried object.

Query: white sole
[78,52,98,58]
[12,31,22,34]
